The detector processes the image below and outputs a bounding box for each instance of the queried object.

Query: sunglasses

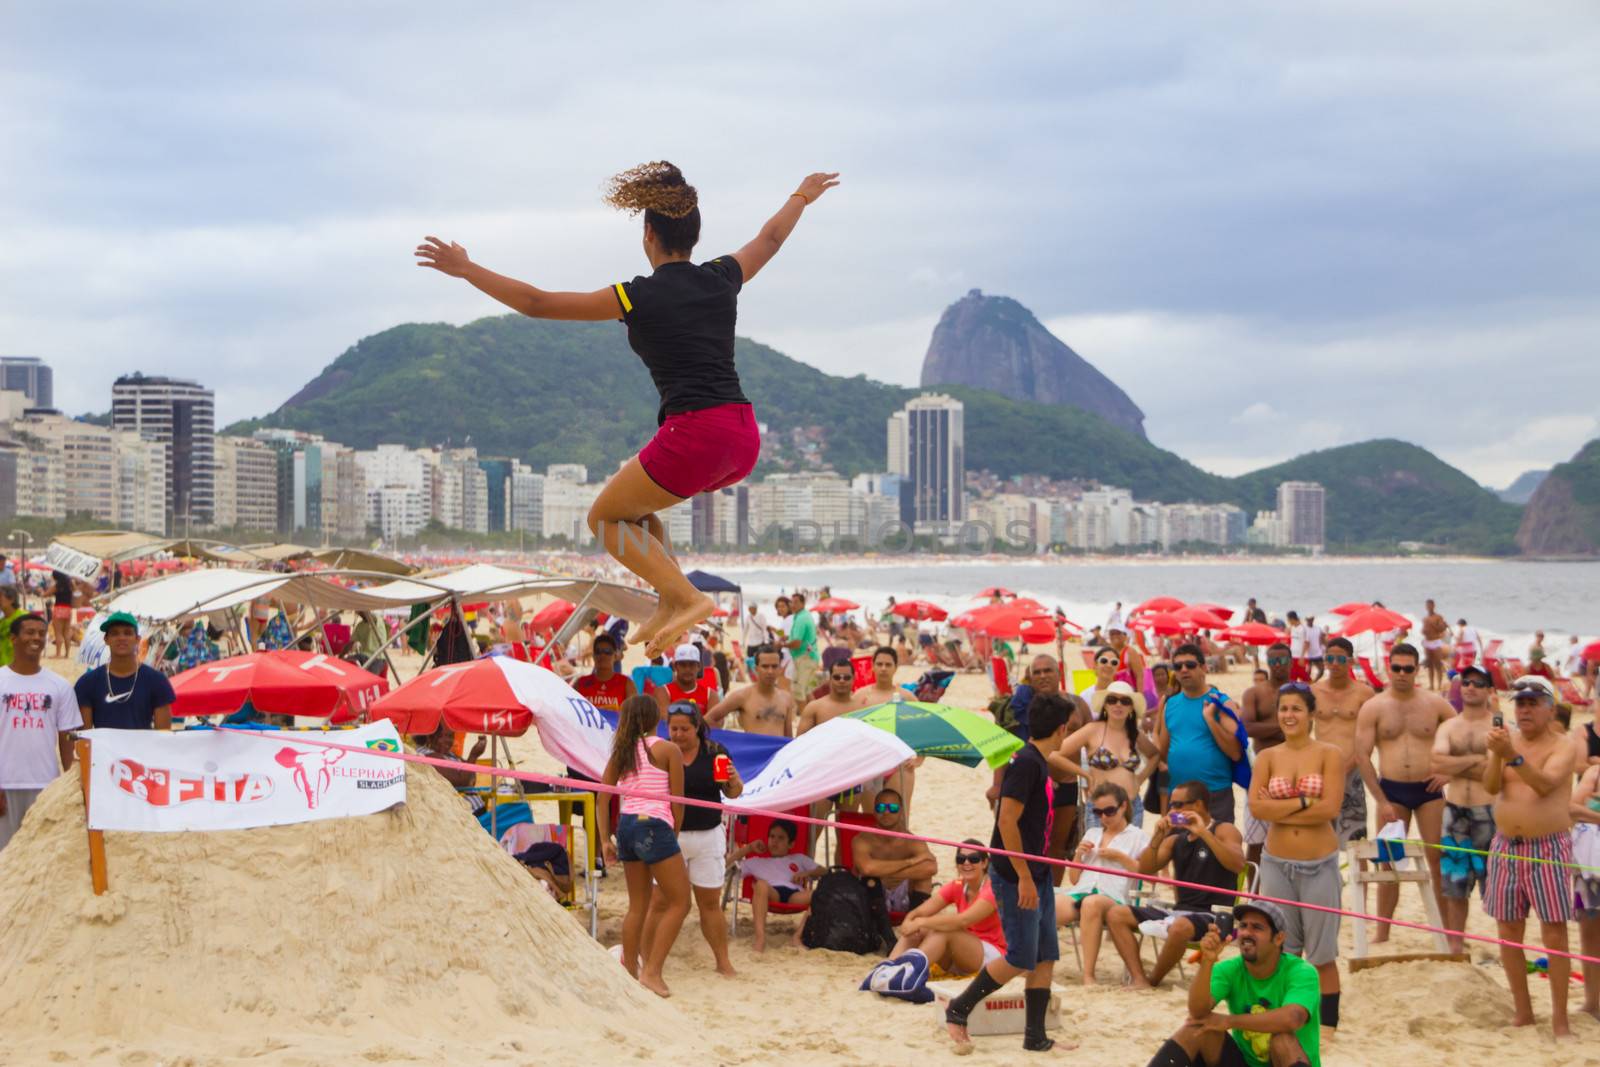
[1389,664,1418,674]
[1096,657,1118,666]
[955,852,985,865]
[1174,660,1202,671]
[1091,806,1120,818]
[1278,681,1312,695]
[875,802,901,814]
[1103,696,1133,707]
[1324,655,1350,665]
[1461,677,1491,689]
[1267,656,1291,665]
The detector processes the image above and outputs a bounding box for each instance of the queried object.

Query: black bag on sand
[801,869,893,954]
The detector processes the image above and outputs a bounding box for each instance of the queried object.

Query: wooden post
[74,738,108,895]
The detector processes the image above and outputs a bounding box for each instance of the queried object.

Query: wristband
[1299,794,1310,810]
[1506,755,1526,768]
[790,191,811,204]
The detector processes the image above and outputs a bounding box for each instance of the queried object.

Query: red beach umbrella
[1171,605,1232,631]
[1130,596,1186,616]
[1339,606,1412,637]
[529,599,576,633]
[892,600,949,622]
[1018,614,1084,645]
[170,651,389,723]
[1190,603,1234,621]
[709,606,731,618]
[1579,640,1600,661]
[1329,602,1371,617]
[368,659,534,736]
[813,597,860,613]
[1220,622,1284,646]
[975,586,1017,599]
[1129,611,1190,637]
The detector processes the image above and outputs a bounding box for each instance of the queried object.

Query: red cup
[713,753,731,783]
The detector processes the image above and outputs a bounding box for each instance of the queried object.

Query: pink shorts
[639,402,760,499]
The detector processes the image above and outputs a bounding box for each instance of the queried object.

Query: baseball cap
[1510,675,1556,701]
[100,611,140,634]
[1232,899,1288,934]
[1458,664,1492,685]
[673,642,701,664]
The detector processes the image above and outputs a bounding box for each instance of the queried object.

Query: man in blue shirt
[74,612,176,730]
[1155,643,1243,823]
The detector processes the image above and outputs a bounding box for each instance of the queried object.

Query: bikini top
[1086,746,1143,773]
[1266,774,1325,800]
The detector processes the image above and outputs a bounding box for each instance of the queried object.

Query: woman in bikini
[1248,681,1347,1033]
[1051,679,1156,830]
[417,162,838,656]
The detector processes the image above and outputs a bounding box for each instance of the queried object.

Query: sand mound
[0,763,703,1066]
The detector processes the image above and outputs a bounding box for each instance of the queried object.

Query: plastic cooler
[927,979,1061,1037]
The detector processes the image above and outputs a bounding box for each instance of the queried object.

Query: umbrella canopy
[1329,602,1371,616]
[1018,614,1083,645]
[1129,611,1190,637]
[710,606,731,618]
[1578,640,1600,661]
[368,658,535,736]
[1219,622,1284,646]
[684,569,741,594]
[813,596,860,613]
[1130,596,1186,616]
[975,586,1017,599]
[1339,606,1412,637]
[1171,605,1232,631]
[528,599,576,633]
[170,651,389,723]
[1190,603,1235,621]
[965,600,1055,638]
[845,701,1023,769]
[892,599,949,622]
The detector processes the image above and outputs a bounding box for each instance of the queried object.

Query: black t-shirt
[74,664,177,730]
[990,742,1051,884]
[1172,831,1238,912]
[680,742,727,832]
[613,256,749,424]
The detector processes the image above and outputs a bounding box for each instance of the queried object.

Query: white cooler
[928,979,1062,1037]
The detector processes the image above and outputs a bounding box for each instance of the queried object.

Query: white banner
[727,718,915,813]
[45,542,103,581]
[84,722,407,833]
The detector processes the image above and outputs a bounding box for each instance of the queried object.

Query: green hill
[232,314,1518,552]
[1516,439,1600,556]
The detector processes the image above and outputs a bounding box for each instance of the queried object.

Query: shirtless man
[1355,642,1455,940]
[1484,676,1580,1039]
[707,645,797,737]
[1428,663,1497,953]
[851,785,936,917]
[1420,599,1451,690]
[801,660,873,816]
[1238,642,1291,865]
[1312,636,1376,847]
[852,645,907,709]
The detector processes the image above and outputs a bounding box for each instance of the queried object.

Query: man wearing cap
[1428,663,1497,953]
[653,642,721,714]
[73,612,175,731]
[1145,899,1320,1067]
[1107,624,1146,691]
[1484,674,1580,1038]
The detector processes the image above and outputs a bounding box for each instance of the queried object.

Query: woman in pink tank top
[600,695,689,998]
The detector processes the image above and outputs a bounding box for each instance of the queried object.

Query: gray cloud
[2,2,1596,486]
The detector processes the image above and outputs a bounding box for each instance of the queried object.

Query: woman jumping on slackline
[417,162,838,656]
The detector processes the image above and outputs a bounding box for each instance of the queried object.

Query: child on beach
[734,820,823,951]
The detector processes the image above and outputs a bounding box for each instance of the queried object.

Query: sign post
[75,738,108,895]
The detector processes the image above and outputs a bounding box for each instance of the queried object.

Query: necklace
[104,666,138,705]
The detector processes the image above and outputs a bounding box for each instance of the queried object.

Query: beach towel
[1206,687,1253,790]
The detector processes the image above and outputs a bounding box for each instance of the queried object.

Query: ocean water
[712,558,1600,655]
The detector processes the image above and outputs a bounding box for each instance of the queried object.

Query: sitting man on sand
[1144,900,1321,1067]
[733,818,823,952]
[707,644,797,736]
[852,787,936,917]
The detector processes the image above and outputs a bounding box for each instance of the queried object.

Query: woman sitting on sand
[600,695,690,997]
[1247,682,1346,1032]
[887,840,1008,976]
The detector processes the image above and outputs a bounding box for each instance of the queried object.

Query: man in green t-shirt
[785,592,820,697]
[1144,900,1319,1067]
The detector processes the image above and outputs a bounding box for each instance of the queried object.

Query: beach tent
[44,530,172,580]
[684,569,740,593]
[309,547,417,576]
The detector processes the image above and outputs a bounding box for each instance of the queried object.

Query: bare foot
[1583,1005,1600,1022]
[945,1021,973,1055]
[1553,1021,1573,1040]
[644,593,715,659]
[753,937,767,954]
[637,970,671,998]
[630,596,679,649]
[715,960,737,977]
[1510,1011,1536,1027]
[1081,975,1097,987]
[1128,978,1153,991]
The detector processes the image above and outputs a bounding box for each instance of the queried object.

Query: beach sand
[4,646,1595,1066]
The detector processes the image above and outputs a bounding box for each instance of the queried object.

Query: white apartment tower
[111,373,215,532]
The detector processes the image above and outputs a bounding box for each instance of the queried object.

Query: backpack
[800,869,893,954]
[988,691,1021,735]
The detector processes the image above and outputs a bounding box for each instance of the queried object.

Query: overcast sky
[3,3,1596,487]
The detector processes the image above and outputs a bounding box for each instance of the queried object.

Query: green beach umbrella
[845,701,1023,769]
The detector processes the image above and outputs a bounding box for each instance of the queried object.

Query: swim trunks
[1440,802,1494,899]
[638,401,760,499]
[1485,831,1572,923]
[1378,776,1443,812]
[1336,767,1367,843]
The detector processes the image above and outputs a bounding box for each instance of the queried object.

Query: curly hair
[603,160,701,254]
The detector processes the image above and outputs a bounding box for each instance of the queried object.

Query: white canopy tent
[361,563,658,625]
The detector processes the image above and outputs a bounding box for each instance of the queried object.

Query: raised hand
[794,172,840,204]
[1198,926,1224,964]
[415,236,472,277]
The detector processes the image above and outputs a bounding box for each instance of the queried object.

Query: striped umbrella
[845,701,1023,769]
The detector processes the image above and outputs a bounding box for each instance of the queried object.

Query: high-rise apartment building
[0,357,53,409]
[111,373,215,531]
[1277,481,1326,549]
[212,435,280,532]
[885,410,909,477]
[898,394,964,531]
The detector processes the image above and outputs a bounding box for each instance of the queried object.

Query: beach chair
[1081,649,1097,670]
[1134,863,1257,983]
[726,805,815,935]
[1503,658,1527,679]
[851,655,875,692]
[1356,657,1386,692]
[1488,660,1512,691]
[1556,677,1584,705]
[833,811,910,923]
[1483,639,1504,664]
[990,655,1013,697]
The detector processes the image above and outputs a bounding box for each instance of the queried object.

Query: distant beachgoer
[1107,626,1147,692]
[416,163,838,657]
[707,645,797,737]
[1286,613,1307,680]
[786,592,821,696]
[1304,617,1325,682]
[1457,619,1483,666]
[1107,601,1125,632]
[1354,643,1454,941]
[1484,677,1579,1038]
[44,570,77,659]
[1420,599,1450,690]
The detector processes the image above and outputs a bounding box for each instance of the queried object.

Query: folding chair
[726,805,815,935]
[990,655,1013,697]
[1135,862,1257,983]
[1356,657,1386,692]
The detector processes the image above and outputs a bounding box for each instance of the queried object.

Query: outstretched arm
[731,172,840,283]
[414,238,620,321]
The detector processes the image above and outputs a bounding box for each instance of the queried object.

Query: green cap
[100,611,140,634]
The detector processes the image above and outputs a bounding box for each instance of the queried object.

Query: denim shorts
[615,813,681,865]
[991,873,1059,970]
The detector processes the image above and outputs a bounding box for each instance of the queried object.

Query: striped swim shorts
[1484,831,1573,924]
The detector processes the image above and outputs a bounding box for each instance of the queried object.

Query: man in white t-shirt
[1457,619,1483,665]
[1106,602,1125,633]
[1305,616,1326,682]
[0,612,82,852]
[1287,611,1308,680]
